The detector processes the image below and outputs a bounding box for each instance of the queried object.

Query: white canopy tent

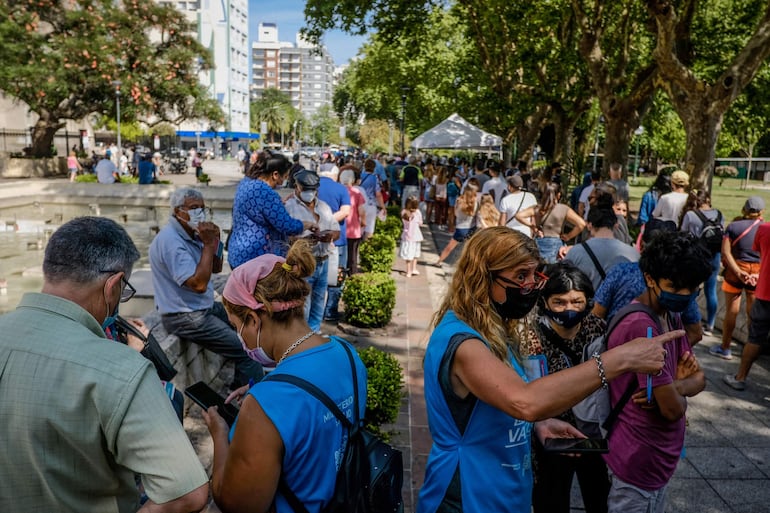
[410,113,503,155]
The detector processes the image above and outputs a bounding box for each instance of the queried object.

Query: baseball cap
[744,196,765,212]
[507,175,524,189]
[670,170,689,187]
[294,169,320,190]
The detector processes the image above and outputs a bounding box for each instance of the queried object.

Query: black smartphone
[184,381,240,426]
[543,437,609,454]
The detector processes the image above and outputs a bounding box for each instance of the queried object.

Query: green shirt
[0,293,208,512]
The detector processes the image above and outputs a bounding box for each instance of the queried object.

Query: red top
[753,222,770,301]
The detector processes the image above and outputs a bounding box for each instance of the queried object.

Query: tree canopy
[0,0,223,157]
[306,0,770,189]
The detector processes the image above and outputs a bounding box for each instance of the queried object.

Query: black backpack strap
[580,242,606,280]
[600,302,664,434]
[264,340,361,513]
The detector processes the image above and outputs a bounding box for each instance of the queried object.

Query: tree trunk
[31,112,64,158]
[602,116,634,179]
[680,104,723,192]
[516,105,550,169]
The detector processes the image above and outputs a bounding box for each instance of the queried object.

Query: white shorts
[364,204,378,235]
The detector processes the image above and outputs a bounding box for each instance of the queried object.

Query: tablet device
[184,381,240,426]
[543,437,609,454]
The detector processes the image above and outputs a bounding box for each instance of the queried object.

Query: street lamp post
[592,115,604,173]
[388,120,394,156]
[112,80,122,156]
[400,86,410,155]
[633,126,645,183]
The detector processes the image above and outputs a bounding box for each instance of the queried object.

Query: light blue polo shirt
[149,216,213,314]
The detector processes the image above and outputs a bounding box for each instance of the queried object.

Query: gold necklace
[278,330,316,364]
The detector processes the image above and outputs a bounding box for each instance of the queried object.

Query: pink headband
[223,254,304,312]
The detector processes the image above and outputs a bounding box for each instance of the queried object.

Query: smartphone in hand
[543,437,609,454]
[184,381,240,426]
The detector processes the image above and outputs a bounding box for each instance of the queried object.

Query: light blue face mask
[101,300,119,331]
[185,207,206,230]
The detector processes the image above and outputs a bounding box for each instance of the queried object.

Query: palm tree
[251,88,296,145]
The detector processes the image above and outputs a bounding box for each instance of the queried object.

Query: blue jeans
[161,302,263,386]
[704,252,721,329]
[536,236,564,264]
[305,257,329,331]
[324,246,347,319]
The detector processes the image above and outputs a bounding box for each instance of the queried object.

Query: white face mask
[184,207,206,230]
[299,190,316,204]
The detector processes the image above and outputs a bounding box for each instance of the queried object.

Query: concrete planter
[0,156,66,178]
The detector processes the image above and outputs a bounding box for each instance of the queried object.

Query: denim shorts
[452,227,474,242]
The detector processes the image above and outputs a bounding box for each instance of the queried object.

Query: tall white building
[160,0,252,140]
[251,23,335,118]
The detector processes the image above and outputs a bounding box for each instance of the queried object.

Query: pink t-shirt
[345,185,366,240]
[604,308,688,491]
[67,155,79,169]
[753,222,770,301]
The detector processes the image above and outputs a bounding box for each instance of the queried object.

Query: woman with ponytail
[202,239,367,513]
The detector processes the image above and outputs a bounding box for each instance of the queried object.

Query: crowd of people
[1,147,768,513]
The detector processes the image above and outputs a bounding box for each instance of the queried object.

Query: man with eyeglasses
[0,216,208,512]
[149,187,264,388]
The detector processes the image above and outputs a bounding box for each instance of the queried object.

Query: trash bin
[764,171,770,183]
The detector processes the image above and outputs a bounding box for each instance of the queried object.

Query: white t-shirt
[652,191,688,223]
[482,176,508,211]
[579,184,595,220]
[499,191,538,237]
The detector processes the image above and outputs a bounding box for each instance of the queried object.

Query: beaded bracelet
[592,352,609,389]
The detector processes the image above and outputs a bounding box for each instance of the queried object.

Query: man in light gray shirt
[565,204,640,290]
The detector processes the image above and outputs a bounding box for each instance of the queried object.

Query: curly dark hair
[639,231,713,290]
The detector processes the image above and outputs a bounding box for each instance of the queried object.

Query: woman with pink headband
[201,239,368,512]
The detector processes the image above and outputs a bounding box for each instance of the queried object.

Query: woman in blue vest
[419,226,682,513]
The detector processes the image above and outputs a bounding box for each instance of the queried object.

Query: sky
[249,0,367,66]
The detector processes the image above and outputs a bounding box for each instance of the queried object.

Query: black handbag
[114,316,178,381]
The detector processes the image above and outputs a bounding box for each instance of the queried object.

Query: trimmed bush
[75,174,98,183]
[386,205,402,219]
[376,214,403,241]
[342,272,396,327]
[360,232,396,273]
[358,346,404,440]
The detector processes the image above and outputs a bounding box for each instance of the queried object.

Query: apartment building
[251,23,335,117]
[160,0,251,136]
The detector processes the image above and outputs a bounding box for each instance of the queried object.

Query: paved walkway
[3,164,770,512]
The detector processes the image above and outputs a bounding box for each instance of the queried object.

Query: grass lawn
[628,177,770,223]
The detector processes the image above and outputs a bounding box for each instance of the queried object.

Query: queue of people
[1,152,768,513]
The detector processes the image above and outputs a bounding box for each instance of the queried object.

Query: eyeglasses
[494,271,549,295]
[100,270,136,303]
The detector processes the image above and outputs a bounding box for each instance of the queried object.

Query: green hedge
[360,232,396,273]
[376,214,403,241]
[358,346,404,440]
[342,272,396,327]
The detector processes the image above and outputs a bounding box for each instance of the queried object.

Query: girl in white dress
[400,196,424,277]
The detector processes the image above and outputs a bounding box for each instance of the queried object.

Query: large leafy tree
[571,0,658,178]
[0,0,223,157]
[648,0,770,190]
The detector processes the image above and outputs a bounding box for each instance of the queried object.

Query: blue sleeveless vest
[418,311,533,513]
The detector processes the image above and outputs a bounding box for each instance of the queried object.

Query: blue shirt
[317,177,351,247]
[358,171,381,205]
[233,339,367,513]
[137,160,155,184]
[149,217,213,314]
[373,159,388,184]
[595,261,700,325]
[637,190,659,226]
[228,178,304,268]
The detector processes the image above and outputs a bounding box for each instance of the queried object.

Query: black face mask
[493,285,541,320]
